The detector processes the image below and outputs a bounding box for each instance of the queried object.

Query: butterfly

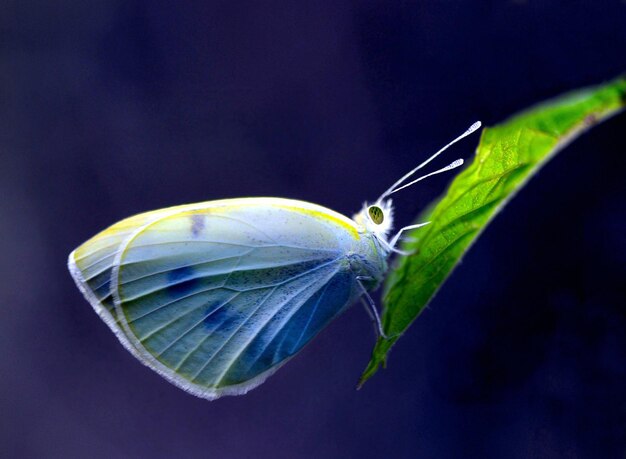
[68,122,481,400]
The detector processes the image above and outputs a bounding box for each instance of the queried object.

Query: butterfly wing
[69,198,361,399]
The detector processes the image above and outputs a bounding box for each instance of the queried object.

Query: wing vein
[139,291,240,342]
[215,266,340,385]
[189,287,279,382]
[80,251,118,273]
[133,256,338,340]
[289,277,333,354]
[119,250,255,284]
[191,270,329,384]
[126,239,339,254]
[121,256,338,305]
[155,291,242,358]
[126,285,238,324]
[135,255,250,341]
[170,252,249,370]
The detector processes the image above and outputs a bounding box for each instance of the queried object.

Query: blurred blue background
[1,1,625,458]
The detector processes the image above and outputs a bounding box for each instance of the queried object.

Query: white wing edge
[68,250,142,360]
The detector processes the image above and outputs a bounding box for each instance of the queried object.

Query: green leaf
[359,76,626,387]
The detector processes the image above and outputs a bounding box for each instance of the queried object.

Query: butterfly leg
[378,237,412,256]
[359,298,378,337]
[389,221,431,251]
[356,277,388,339]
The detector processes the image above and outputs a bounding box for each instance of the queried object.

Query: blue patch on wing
[202,299,241,331]
[167,266,199,297]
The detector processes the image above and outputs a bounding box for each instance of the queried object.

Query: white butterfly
[68,122,480,400]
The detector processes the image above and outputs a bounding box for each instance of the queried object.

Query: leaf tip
[357,359,380,389]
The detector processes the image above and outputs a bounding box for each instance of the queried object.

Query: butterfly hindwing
[86,200,362,398]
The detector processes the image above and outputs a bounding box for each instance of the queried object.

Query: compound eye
[368,206,384,225]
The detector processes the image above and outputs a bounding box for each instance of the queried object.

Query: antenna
[378,121,481,201]
[387,159,464,195]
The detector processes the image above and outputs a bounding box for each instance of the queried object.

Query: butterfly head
[353,199,394,240]
[353,121,482,254]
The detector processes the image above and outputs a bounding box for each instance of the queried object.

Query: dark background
[2,1,625,458]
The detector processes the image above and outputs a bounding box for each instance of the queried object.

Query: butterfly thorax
[342,226,389,292]
[346,198,398,293]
